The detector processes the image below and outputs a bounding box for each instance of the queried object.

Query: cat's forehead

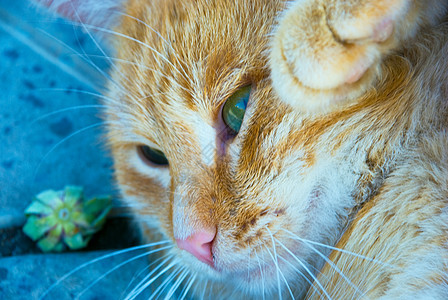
[118,0,279,104]
[108,0,283,145]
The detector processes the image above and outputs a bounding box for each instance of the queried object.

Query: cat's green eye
[222,85,251,134]
[139,145,169,166]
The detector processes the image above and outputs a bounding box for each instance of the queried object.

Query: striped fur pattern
[39,0,448,298]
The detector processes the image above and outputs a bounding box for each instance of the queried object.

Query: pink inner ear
[36,0,91,23]
[34,0,122,29]
[56,0,84,22]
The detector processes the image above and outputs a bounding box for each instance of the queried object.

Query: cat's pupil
[139,145,169,166]
[222,85,251,134]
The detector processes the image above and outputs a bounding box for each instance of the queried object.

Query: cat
[36,0,448,298]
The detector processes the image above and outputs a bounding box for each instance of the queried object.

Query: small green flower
[23,186,112,252]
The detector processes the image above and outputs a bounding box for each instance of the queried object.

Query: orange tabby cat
[38,0,448,298]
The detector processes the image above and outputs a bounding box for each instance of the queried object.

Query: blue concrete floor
[0,1,147,298]
[0,250,152,299]
[0,0,116,227]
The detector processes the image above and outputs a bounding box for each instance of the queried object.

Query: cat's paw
[270,0,411,114]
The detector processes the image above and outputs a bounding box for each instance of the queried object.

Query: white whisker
[162,268,188,300]
[266,230,296,300]
[148,266,182,300]
[207,278,214,300]
[68,23,188,82]
[247,247,252,281]
[276,254,318,298]
[190,275,200,300]
[115,12,173,51]
[36,28,127,95]
[264,227,283,300]
[38,241,170,299]
[69,52,192,98]
[274,255,296,300]
[254,249,266,300]
[70,53,149,68]
[123,264,152,297]
[67,1,135,90]
[75,245,173,299]
[124,254,171,298]
[34,87,119,104]
[126,258,177,300]
[33,122,104,181]
[274,237,332,300]
[201,280,209,300]
[179,273,197,300]
[115,11,190,78]
[32,104,105,123]
[303,239,365,297]
[281,229,393,268]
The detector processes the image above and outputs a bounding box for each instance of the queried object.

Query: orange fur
[41,0,448,298]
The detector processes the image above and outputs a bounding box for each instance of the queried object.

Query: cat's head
[38,0,361,297]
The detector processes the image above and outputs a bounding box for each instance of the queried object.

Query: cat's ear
[34,0,124,29]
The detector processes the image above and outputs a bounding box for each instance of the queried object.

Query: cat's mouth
[186,241,307,289]
[221,260,283,281]
[217,253,304,296]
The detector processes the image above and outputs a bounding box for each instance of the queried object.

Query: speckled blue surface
[0,0,116,224]
[0,250,153,299]
[0,1,145,298]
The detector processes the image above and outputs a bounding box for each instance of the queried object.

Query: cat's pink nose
[175,228,216,267]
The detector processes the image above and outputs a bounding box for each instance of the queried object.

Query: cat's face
[105,0,355,297]
[34,0,448,298]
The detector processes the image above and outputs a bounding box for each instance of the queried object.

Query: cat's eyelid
[217,80,254,106]
[140,140,161,150]
[109,126,161,149]
[123,133,161,151]
[128,147,170,183]
[230,82,253,99]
